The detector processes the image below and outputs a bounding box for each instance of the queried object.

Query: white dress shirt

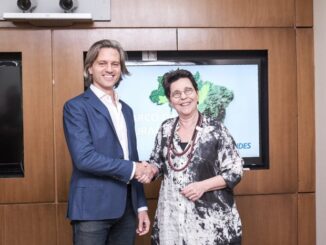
[90,84,136,179]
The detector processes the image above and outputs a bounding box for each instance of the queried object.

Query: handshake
[134,161,159,184]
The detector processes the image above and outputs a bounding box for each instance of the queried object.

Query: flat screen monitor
[118,50,269,169]
[0,54,24,177]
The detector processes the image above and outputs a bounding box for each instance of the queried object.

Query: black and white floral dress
[149,115,243,245]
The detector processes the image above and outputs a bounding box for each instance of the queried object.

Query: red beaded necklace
[167,113,202,171]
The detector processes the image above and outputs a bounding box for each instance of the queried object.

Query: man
[63,39,151,245]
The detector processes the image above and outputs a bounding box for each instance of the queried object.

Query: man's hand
[136,211,150,236]
[134,161,159,184]
[134,161,150,182]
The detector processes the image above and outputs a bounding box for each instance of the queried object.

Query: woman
[148,69,243,245]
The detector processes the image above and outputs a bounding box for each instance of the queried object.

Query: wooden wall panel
[53,29,177,201]
[57,204,71,245]
[4,204,57,245]
[297,28,315,192]
[0,0,295,28]
[0,30,54,203]
[107,0,295,28]
[296,0,313,27]
[56,195,309,245]
[144,179,161,199]
[298,193,316,245]
[0,206,4,245]
[237,194,298,245]
[178,28,298,195]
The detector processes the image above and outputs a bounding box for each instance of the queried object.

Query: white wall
[314,0,326,244]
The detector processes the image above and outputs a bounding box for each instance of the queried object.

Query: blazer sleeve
[133,180,147,209]
[63,99,133,183]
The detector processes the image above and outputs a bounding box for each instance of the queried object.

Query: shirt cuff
[137,206,148,213]
[129,161,136,180]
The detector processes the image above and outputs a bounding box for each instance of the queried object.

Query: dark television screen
[0,54,24,177]
[118,50,269,169]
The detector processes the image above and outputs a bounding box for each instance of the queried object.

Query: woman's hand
[181,176,227,202]
[180,181,206,202]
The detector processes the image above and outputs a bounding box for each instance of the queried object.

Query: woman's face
[169,77,198,118]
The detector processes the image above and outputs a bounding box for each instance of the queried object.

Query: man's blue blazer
[63,88,147,220]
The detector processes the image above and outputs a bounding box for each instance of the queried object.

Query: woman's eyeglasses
[171,87,194,99]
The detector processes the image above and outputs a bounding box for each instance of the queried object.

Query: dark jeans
[72,193,136,245]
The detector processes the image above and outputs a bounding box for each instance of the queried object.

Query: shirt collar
[90,84,120,104]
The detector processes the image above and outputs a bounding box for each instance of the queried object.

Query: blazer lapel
[83,88,119,139]
[121,102,134,158]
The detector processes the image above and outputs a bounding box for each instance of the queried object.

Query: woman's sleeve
[149,124,165,177]
[217,124,244,189]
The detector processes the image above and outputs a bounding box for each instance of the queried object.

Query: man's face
[88,47,122,94]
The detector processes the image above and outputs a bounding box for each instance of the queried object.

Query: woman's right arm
[148,123,166,178]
